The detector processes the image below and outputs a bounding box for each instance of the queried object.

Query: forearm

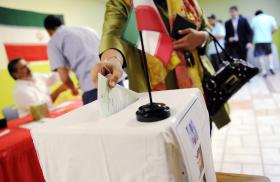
[50,87,63,102]
[57,67,76,92]
[62,76,76,91]
[99,0,129,65]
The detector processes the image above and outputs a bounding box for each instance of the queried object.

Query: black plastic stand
[136,103,170,122]
[136,31,170,122]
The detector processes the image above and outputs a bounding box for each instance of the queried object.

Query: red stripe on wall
[4,44,48,61]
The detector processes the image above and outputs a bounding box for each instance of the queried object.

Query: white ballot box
[31,89,216,182]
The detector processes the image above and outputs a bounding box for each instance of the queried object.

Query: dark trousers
[227,42,247,61]
[82,81,124,105]
[82,89,97,105]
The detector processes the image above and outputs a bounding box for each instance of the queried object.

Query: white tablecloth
[31,89,216,182]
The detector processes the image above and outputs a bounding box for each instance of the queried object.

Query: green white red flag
[0,7,63,62]
[122,0,173,65]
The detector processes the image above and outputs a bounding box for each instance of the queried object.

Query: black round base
[136,103,170,122]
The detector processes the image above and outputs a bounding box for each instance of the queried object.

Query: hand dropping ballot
[98,74,139,117]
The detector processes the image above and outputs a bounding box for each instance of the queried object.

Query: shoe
[269,69,275,75]
[262,73,268,78]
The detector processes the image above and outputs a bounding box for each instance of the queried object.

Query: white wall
[0,0,106,67]
[0,0,106,33]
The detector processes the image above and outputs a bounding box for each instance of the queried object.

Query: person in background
[207,14,226,71]
[251,10,278,77]
[91,0,230,130]
[225,6,253,61]
[218,20,224,25]
[44,15,101,105]
[8,58,67,117]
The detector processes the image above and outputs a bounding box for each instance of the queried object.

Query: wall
[0,0,106,65]
[0,0,106,33]
[197,0,280,61]
[0,0,107,118]
[197,0,280,23]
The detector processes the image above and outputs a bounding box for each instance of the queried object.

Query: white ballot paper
[98,74,139,117]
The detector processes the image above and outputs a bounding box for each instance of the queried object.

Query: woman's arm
[92,0,130,87]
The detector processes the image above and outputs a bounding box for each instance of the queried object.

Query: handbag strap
[205,30,233,63]
[213,37,223,62]
[198,30,234,76]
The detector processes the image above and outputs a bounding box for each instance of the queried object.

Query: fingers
[174,43,190,50]
[173,29,205,51]
[173,37,191,50]
[91,61,123,88]
[173,29,193,50]
[173,36,194,50]
[173,28,193,46]
[107,74,118,88]
[107,62,123,88]
[178,28,193,35]
[173,36,188,45]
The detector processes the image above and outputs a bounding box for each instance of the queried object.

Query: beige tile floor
[212,72,280,182]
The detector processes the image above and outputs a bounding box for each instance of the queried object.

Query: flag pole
[136,31,171,122]
[139,31,153,105]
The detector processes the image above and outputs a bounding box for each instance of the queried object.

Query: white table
[31,89,216,182]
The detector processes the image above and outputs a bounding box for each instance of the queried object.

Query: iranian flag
[122,0,173,65]
[0,7,63,63]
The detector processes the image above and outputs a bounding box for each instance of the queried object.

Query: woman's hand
[92,49,124,88]
[173,28,208,51]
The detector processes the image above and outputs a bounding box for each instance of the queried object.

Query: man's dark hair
[230,6,238,12]
[207,14,216,20]
[8,58,21,80]
[44,15,64,30]
[255,10,264,16]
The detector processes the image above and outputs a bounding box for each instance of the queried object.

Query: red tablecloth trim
[0,128,45,182]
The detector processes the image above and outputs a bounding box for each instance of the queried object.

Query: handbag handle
[197,30,235,76]
[205,30,233,63]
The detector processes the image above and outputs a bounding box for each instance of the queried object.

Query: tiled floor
[212,72,280,182]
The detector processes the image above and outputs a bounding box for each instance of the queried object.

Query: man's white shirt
[14,73,60,117]
[207,22,226,55]
[231,16,240,41]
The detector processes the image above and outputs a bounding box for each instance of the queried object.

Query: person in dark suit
[225,6,253,61]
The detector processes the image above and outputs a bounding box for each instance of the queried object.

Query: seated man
[8,58,68,117]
